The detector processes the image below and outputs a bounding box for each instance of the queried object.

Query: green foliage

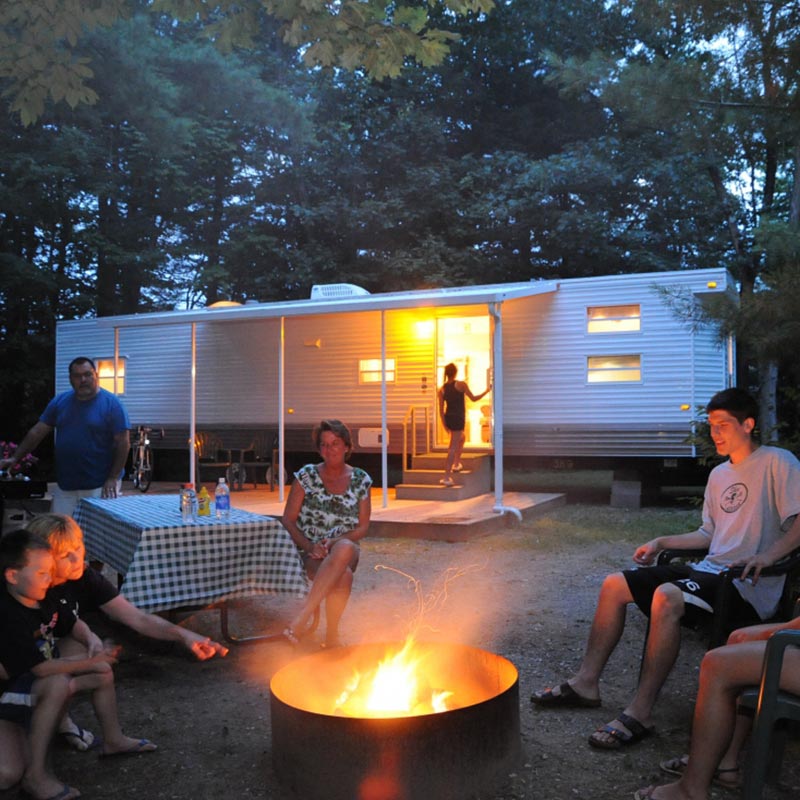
[0,0,129,125]
[2,0,493,124]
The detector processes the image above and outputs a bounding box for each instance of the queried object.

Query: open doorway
[435,316,493,449]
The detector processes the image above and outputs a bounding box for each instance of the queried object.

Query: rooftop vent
[310,283,370,300]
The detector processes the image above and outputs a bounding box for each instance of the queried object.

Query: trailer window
[359,358,396,384]
[96,358,126,394]
[587,355,641,383]
[587,305,640,333]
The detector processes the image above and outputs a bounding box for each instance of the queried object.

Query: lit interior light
[706,281,717,289]
[414,320,435,339]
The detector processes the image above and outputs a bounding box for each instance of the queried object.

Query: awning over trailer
[95,279,560,514]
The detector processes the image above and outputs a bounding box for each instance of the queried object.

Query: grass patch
[490,503,702,554]
[504,468,612,493]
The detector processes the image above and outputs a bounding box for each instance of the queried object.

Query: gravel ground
[21,508,800,800]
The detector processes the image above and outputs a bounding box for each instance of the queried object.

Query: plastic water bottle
[215,477,231,519]
[180,483,197,522]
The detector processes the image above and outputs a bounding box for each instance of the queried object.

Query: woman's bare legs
[288,538,359,645]
[443,430,465,481]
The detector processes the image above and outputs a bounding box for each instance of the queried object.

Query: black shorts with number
[623,564,761,629]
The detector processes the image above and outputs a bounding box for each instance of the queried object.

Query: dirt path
[41,514,800,800]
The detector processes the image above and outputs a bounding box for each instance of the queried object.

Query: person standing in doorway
[437,363,491,486]
[0,357,130,516]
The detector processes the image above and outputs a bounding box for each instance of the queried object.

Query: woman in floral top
[281,420,372,647]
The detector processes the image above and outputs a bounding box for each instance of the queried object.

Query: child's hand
[88,646,120,671]
[87,632,105,657]
[103,638,122,659]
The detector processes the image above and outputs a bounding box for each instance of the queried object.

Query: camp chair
[638,547,800,678]
[653,546,800,648]
[739,626,800,799]
[194,431,233,485]
[237,432,281,490]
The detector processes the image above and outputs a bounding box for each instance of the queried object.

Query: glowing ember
[334,638,454,718]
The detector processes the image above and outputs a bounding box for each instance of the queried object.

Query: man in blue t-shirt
[1,357,130,515]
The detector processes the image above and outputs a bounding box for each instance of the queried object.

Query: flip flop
[530,682,601,708]
[588,712,654,750]
[20,784,80,800]
[99,738,157,758]
[59,724,96,752]
[659,754,689,776]
[659,754,741,789]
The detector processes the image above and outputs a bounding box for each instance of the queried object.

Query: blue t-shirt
[40,388,130,490]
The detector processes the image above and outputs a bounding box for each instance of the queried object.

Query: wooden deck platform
[115,482,566,542]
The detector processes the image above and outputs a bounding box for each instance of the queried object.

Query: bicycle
[130,425,163,492]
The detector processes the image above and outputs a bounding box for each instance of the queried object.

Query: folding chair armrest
[656,547,709,565]
[741,629,800,798]
[723,547,800,579]
[759,628,800,691]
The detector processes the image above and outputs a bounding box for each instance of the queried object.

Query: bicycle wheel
[135,448,153,492]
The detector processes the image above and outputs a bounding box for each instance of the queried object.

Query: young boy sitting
[0,530,155,800]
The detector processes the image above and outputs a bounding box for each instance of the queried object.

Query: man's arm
[738,514,800,582]
[0,421,53,470]
[632,529,711,566]
[102,429,130,497]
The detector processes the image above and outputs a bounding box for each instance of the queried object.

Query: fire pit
[270,640,519,800]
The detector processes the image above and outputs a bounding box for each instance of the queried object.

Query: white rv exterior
[55,268,734,466]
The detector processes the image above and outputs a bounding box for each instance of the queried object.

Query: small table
[73,494,309,643]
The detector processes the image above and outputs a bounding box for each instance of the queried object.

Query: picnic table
[73,494,308,643]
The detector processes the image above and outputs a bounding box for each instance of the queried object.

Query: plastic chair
[739,628,800,799]
[654,546,800,648]
[638,547,800,679]
[194,432,233,485]
[238,433,281,490]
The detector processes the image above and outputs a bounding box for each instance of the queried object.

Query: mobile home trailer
[55,267,734,498]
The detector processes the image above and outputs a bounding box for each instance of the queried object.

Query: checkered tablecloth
[74,494,308,612]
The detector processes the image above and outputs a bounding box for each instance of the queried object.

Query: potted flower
[0,440,39,479]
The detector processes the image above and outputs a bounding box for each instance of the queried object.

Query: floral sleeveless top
[294,464,372,544]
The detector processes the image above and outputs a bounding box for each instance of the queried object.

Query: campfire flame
[334,637,454,718]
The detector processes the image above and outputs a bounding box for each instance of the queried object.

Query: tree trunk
[758,360,779,443]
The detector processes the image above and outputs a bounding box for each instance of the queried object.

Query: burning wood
[333,637,454,718]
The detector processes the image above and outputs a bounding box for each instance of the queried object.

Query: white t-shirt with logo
[694,445,800,618]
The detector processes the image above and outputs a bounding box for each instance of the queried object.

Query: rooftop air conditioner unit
[310,283,370,300]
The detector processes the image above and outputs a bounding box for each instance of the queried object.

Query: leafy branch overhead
[0,0,494,125]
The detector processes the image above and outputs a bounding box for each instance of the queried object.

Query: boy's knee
[599,571,631,601]
[650,583,684,619]
[0,762,24,790]
[37,672,73,702]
